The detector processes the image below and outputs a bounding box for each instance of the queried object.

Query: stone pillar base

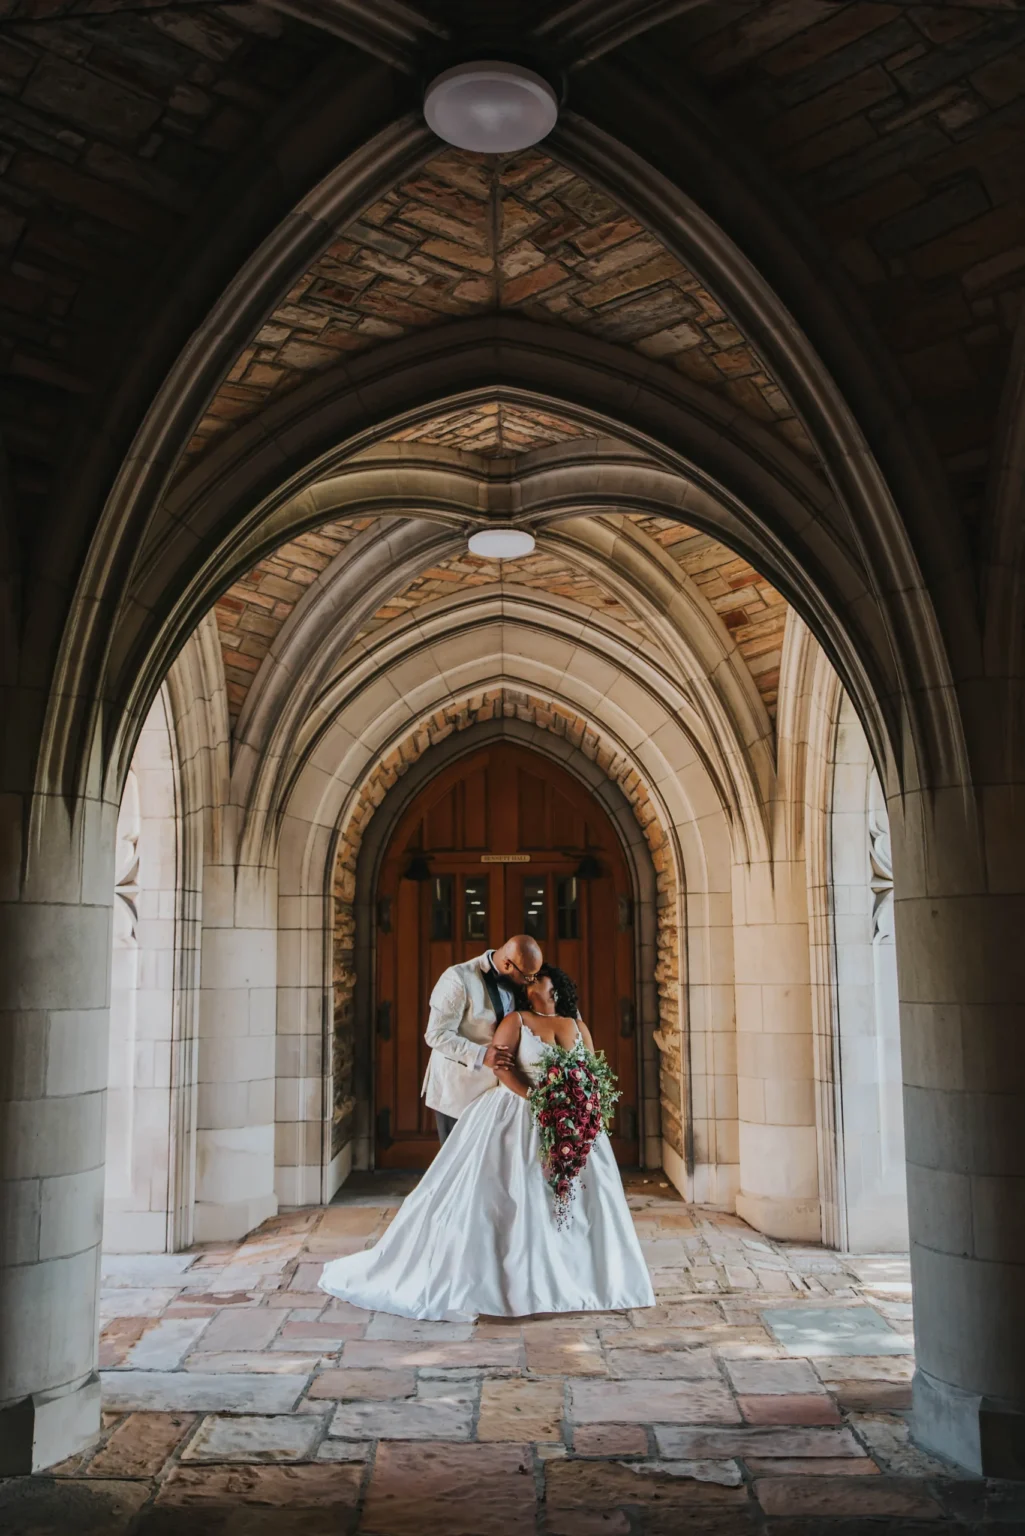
[661,1140,688,1200]
[192,1192,277,1243]
[735,1189,819,1241]
[913,1367,1025,1477]
[0,1372,101,1474]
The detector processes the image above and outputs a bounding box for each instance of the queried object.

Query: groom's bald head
[494,934,542,983]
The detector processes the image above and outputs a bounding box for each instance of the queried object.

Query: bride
[319,964,654,1320]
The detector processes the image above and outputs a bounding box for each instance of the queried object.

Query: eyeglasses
[503,958,538,985]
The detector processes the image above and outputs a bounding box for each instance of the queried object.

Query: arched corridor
[2,2,1025,1524]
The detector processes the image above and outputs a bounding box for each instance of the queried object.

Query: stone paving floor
[4,1171,1024,1533]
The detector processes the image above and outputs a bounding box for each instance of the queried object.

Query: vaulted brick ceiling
[214,498,789,729]
[3,0,1025,543]
[354,546,651,646]
[660,0,1025,518]
[384,400,593,457]
[352,515,788,717]
[215,515,376,722]
[189,145,813,463]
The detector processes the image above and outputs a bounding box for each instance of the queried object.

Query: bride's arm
[491,1013,532,1099]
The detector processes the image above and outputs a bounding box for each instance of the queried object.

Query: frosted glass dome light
[468,527,536,559]
[424,61,558,154]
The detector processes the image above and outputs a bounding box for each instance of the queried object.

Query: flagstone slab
[315,1440,371,1462]
[813,1354,915,1382]
[120,1317,211,1370]
[544,1458,751,1509]
[316,1206,384,1236]
[101,1371,310,1414]
[328,1395,474,1440]
[265,1290,325,1309]
[98,1289,182,1321]
[654,1426,866,1459]
[415,1377,480,1404]
[832,1380,913,1411]
[639,1239,690,1266]
[570,1378,741,1425]
[725,1358,824,1395]
[182,1414,321,1463]
[477,1378,564,1441]
[608,1346,718,1379]
[573,1423,650,1456]
[306,1367,416,1400]
[342,1337,522,1370]
[634,1459,745,1487]
[274,1321,363,1348]
[184,1352,324,1374]
[192,1308,282,1352]
[176,1290,255,1307]
[101,1254,199,1286]
[762,1305,909,1356]
[291,1262,336,1291]
[320,1298,374,1324]
[525,1331,605,1376]
[738,1393,842,1425]
[754,1474,943,1517]
[745,1456,881,1476]
[99,1317,159,1369]
[362,1442,536,1534]
[155,1462,362,1507]
[86,1413,195,1477]
[363,1314,474,1341]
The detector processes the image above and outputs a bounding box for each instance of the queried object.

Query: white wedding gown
[319,1023,655,1320]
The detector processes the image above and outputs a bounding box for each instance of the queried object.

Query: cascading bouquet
[528,1044,620,1226]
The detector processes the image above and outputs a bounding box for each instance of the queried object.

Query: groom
[422,934,543,1144]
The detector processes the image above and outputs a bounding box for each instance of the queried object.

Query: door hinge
[377,896,392,933]
[617,895,634,930]
[376,1000,392,1040]
[619,997,636,1038]
[376,1107,392,1150]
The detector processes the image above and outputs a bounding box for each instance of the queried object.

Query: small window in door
[464,877,488,941]
[557,876,580,939]
[430,875,453,941]
[523,878,547,940]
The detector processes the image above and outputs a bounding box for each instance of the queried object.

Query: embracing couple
[320,935,654,1321]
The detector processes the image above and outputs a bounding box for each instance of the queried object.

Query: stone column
[733,858,819,1240]
[895,787,1025,1476]
[0,792,115,1472]
[194,859,278,1240]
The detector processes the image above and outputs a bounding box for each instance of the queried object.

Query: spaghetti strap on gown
[319,1023,655,1320]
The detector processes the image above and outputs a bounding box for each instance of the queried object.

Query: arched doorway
[374,743,639,1168]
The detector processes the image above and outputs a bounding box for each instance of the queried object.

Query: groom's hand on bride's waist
[483,1043,516,1072]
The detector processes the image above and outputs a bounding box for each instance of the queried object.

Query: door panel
[374,744,639,1168]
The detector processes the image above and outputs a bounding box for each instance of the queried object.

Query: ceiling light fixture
[468,527,536,559]
[424,61,558,154]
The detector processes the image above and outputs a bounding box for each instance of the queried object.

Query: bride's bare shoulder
[553,1014,581,1044]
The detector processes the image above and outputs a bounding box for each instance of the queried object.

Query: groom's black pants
[435,1111,457,1145]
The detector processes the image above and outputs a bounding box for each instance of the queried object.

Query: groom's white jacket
[422,953,504,1119]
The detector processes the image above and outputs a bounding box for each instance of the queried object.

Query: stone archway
[329,686,685,1192]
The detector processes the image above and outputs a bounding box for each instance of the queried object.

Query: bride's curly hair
[516,963,579,1021]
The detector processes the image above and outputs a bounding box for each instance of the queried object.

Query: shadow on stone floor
[4,1471,1025,1535]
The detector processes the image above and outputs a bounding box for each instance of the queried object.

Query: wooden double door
[374,744,638,1168]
